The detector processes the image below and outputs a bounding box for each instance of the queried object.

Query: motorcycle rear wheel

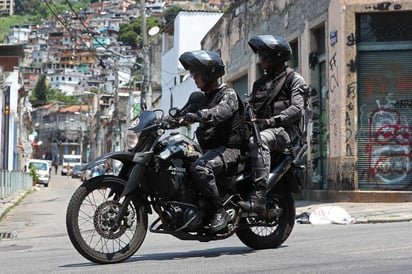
[236,189,295,249]
[66,176,148,264]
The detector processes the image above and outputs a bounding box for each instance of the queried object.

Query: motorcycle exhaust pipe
[265,155,293,194]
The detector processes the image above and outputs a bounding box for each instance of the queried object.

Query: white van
[28,159,52,187]
[62,154,82,175]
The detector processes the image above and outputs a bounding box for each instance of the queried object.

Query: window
[289,39,299,72]
[315,27,325,55]
[357,12,412,42]
[309,23,328,187]
[232,75,248,99]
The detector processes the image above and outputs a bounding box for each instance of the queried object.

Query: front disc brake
[94,200,127,239]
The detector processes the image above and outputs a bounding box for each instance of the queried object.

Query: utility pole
[114,56,120,151]
[140,0,151,110]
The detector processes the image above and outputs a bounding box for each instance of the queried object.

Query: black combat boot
[238,185,266,212]
[198,177,229,233]
[208,208,229,233]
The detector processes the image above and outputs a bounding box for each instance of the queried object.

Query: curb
[297,190,412,203]
[295,200,412,225]
[0,188,34,222]
[355,218,412,224]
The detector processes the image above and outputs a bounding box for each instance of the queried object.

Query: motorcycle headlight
[126,130,140,149]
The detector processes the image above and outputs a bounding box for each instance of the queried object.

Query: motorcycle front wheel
[236,188,295,249]
[66,175,148,264]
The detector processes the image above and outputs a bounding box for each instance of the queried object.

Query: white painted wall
[6,67,21,170]
[161,11,222,112]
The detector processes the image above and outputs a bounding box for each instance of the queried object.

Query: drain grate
[0,231,17,240]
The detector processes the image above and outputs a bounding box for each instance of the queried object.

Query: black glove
[184,112,201,123]
[197,109,209,121]
[255,118,269,130]
[268,116,281,127]
[267,117,276,127]
[163,115,177,127]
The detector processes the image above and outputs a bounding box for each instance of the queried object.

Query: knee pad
[276,128,291,149]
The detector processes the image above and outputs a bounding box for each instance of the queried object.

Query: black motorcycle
[66,91,307,264]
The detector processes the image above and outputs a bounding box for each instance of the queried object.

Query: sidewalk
[1,188,412,225]
[295,200,412,224]
[0,188,33,222]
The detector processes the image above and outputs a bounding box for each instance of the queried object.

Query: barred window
[357,12,412,42]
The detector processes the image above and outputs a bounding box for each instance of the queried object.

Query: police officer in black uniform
[238,35,308,212]
[179,50,245,233]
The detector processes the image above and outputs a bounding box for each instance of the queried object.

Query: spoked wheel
[66,176,148,264]
[236,189,295,249]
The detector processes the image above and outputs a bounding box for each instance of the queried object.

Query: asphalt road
[0,174,411,274]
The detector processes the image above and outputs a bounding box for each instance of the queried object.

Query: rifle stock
[246,104,262,147]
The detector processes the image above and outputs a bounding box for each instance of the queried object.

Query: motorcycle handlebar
[159,116,189,130]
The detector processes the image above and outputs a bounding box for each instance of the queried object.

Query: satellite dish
[148,26,160,36]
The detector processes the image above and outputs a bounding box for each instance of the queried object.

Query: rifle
[245,103,262,148]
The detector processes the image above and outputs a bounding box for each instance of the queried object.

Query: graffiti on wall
[360,94,412,189]
[357,40,412,189]
[329,52,339,94]
[309,86,329,183]
[328,50,339,157]
[345,32,357,157]
[364,2,402,11]
[328,158,357,190]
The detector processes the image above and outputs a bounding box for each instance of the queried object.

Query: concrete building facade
[161,10,223,112]
[0,0,14,16]
[201,0,412,193]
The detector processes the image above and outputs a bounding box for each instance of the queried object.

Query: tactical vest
[196,85,245,150]
[250,68,295,120]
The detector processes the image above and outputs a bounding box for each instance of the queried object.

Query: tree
[47,89,79,106]
[30,75,80,106]
[118,23,139,48]
[118,17,161,49]
[14,0,41,14]
[164,5,183,26]
[32,75,47,102]
[14,0,88,22]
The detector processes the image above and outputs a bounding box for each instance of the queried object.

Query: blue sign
[330,30,338,46]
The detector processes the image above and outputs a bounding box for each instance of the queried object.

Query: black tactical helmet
[179,50,225,84]
[248,35,292,64]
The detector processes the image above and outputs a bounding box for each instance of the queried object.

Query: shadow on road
[61,246,254,267]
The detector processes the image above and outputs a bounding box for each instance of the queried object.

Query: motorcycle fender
[82,151,135,171]
[121,151,154,197]
[87,174,153,215]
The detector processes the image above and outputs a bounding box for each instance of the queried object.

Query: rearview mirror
[168,91,205,118]
[169,107,180,118]
[187,91,205,105]
[179,91,205,115]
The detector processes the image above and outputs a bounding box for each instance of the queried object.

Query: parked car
[71,165,83,179]
[27,159,52,187]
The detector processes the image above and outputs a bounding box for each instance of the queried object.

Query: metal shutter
[357,49,412,190]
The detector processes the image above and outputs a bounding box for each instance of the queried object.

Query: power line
[64,0,109,50]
